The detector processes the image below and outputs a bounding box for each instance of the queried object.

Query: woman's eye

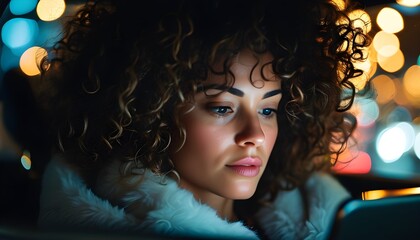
[259,108,277,118]
[209,106,233,116]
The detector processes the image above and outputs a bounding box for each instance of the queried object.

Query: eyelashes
[206,104,277,119]
[208,106,233,116]
[259,108,277,118]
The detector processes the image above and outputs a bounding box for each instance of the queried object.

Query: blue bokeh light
[387,106,412,123]
[1,18,39,55]
[9,0,38,15]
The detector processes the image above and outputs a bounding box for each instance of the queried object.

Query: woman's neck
[207,196,237,222]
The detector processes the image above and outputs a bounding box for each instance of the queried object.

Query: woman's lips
[226,157,262,177]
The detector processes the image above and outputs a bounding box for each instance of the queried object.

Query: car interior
[1,0,420,239]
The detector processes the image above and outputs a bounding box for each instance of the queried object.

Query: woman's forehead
[207,50,277,84]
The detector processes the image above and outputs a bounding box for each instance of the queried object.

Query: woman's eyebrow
[198,85,244,97]
[262,89,282,99]
[198,85,281,99]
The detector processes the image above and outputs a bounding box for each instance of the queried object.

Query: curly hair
[40,0,370,201]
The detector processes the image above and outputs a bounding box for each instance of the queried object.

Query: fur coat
[38,156,350,239]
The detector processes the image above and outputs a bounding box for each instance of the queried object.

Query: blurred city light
[9,0,38,15]
[349,9,372,33]
[19,46,47,76]
[373,31,400,57]
[414,132,420,159]
[376,124,408,163]
[352,98,380,127]
[402,65,420,98]
[1,18,39,55]
[36,0,66,21]
[376,7,404,33]
[387,106,413,123]
[362,187,420,200]
[20,150,32,170]
[397,122,416,152]
[397,0,420,7]
[371,74,396,104]
[332,151,372,174]
[377,48,405,73]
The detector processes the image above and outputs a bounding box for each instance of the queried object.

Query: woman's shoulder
[38,156,139,232]
[256,172,350,240]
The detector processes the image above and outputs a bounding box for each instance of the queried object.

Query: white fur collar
[39,158,259,239]
[38,157,350,240]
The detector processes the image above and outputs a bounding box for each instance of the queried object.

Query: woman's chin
[225,182,258,200]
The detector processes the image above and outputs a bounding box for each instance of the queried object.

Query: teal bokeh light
[1,18,39,55]
[417,55,420,66]
[10,0,38,15]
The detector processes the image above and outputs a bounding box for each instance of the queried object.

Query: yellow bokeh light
[36,0,66,22]
[368,46,378,63]
[349,9,372,33]
[397,0,420,7]
[20,46,48,76]
[373,31,400,57]
[362,187,420,200]
[376,7,404,34]
[405,91,420,108]
[403,65,420,98]
[352,56,376,91]
[331,0,346,10]
[371,74,396,104]
[393,77,410,106]
[377,49,405,73]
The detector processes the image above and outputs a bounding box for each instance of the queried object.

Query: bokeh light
[9,0,38,15]
[36,0,66,22]
[352,98,380,127]
[1,18,39,55]
[376,124,406,163]
[349,9,372,33]
[332,0,346,10]
[414,132,420,160]
[363,187,420,200]
[373,31,400,57]
[20,46,48,76]
[396,122,415,152]
[397,0,420,7]
[371,74,396,104]
[332,151,372,174]
[387,106,412,123]
[392,78,410,106]
[20,150,32,170]
[402,65,420,98]
[376,7,404,33]
[377,49,405,73]
[352,48,377,91]
[376,122,415,163]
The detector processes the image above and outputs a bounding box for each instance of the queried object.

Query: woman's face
[171,50,281,201]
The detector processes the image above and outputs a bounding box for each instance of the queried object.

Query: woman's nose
[234,113,265,147]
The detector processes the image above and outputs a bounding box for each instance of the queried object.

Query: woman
[37,0,370,239]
